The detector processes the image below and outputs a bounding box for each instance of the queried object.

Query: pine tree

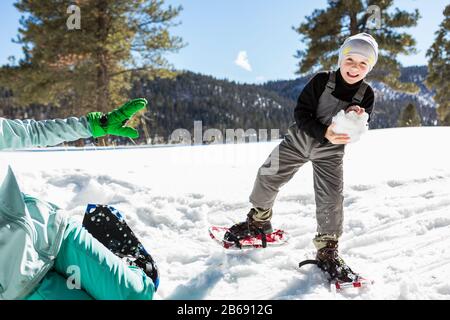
[398,103,421,127]
[426,5,449,126]
[0,0,183,117]
[294,0,420,92]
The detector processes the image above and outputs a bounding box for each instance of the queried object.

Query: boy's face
[340,54,370,84]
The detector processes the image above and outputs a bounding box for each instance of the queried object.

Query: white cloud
[234,51,252,72]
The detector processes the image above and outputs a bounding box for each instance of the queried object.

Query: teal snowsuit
[0,117,155,300]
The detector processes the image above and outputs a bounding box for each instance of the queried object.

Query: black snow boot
[223,208,273,246]
[316,240,359,282]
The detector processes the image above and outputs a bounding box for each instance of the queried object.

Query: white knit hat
[338,33,379,71]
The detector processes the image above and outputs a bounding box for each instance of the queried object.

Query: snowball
[331,110,369,143]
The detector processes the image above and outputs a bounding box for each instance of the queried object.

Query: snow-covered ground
[2,126,450,300]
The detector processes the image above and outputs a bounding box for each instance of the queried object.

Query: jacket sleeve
[294,72,329,143]
[360,86,375,122]
[0,116,92,150]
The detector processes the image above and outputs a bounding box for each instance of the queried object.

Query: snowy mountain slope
[2,126,449,299]
[370,81,435,109]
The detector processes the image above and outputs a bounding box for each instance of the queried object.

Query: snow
[2,126,450,300]
[332,110,369,143]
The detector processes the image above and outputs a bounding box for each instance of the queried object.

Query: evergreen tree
[294,0,420,92]
[0,0,183,117]
[426,5,449,125]
[398,103,421,127]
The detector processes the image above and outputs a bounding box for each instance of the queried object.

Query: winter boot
[315,240,359,282]
[223,208,273,247]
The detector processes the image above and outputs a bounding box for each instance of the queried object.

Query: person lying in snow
[224,33,378,282]
[0,98,156,300]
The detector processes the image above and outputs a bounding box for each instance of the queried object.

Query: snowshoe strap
[256,228,267,248]
[298,259,319,268]
[234,238,242,249]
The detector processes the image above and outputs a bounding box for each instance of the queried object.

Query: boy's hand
[346,105,365,115]
[325,123,350,144]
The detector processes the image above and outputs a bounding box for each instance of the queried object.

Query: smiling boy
[224,33,378,282]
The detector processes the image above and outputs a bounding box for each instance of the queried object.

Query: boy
[224,33,378,282]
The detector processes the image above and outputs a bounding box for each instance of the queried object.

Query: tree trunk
[95,0,110,113]
[95,0,110,146]
[349,11,359,35]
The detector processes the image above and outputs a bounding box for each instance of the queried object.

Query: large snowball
[332,110,369,143]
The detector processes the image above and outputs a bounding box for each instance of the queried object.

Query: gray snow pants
[249,123,345,238]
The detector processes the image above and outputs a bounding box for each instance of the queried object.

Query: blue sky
[0,0,447,83]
